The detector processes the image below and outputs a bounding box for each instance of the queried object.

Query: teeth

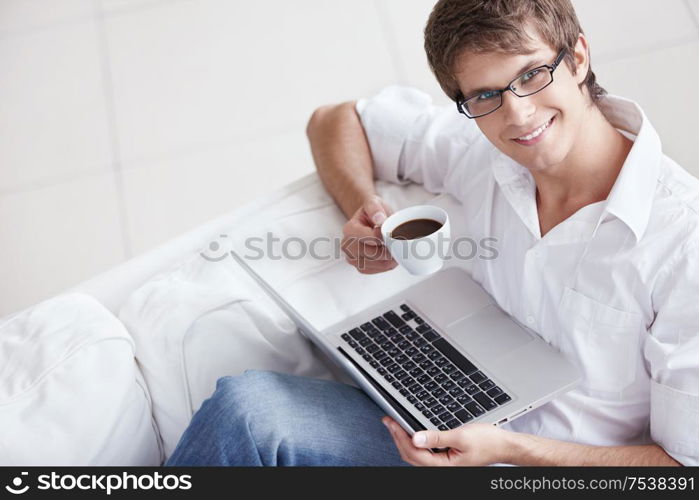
[517,118,552,141]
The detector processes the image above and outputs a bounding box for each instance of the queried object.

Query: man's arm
[383,419,683,466]
[306,102,377,219]
[510,433,682,466]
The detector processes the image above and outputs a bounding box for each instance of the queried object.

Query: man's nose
[500,90,536,127]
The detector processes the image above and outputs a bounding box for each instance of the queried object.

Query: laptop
[230,250,580,439]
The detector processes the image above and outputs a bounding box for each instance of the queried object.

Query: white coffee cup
[380,205,450,276]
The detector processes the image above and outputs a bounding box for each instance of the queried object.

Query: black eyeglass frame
[456,49,567,119]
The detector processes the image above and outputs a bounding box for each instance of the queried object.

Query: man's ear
[573,33,591,84]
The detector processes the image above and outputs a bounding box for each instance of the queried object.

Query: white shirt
[357,86,699,466]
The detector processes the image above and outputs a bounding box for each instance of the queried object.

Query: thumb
[363,196,387,227]
[412,429,462,449]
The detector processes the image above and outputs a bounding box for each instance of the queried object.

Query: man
[166,0,698,466]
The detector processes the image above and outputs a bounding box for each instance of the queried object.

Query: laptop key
[446,418,461,429]
[479,379,495,391]
[422,409,433,418]
[355,347,365,355]
[465,401,485,417]
[494,393,512,405]
[435,357,449,367]
[438,424,449,431]
[456,394,472,405]
[400,304,412,312]
[487,386,503,398]
[401,311,416,321]
[433,338,479,376]
[406,347,419,357]
[408,395,418,404]
[395,354,409,364]
[387,348,400,357]
[405,331,419,341]
[447,402,461,412]
[372,317,391,330]
[349,328,364,340]
[402,361,416,371]
[392,381,402,389]
[370,360,379,369]
[423,330,441,342]
[449,387,464,397]
[402,377,416,387]
[384,374,394,383]
[417,374,430,384]
[399,389,410,397]
[399,325,413,334]
[438,411,452,423]
[427,366,441,376]
[424,381,437,391]
[456,378,471,387]
[421,345,435,354]
[412,353,426,363]
[380,341,392,351]
[473,391,497,410]
[379,357,393,367]
[450,371,465,381]
[363,354,372,362]
[397,340,411,350]
[359,338,372,347]
[394,370,407,380]
[366,344,380,354]
[433,373,447,384]
[408,384,422,394]
[428,351,442,360]
[430,417,442,426]
[377,367,386,375]
[387,364,401,374]
[454,409,474,423]
[413,338,428,347]
[341,333,351,342]
[375,334,388,345]
[410,368,424,378]
[431,388,446,398]
[470,371,487,384]
[441,380,456,390]
[384,311,406,328]
[439,395,454,406]
[442,364,456,374]
[414,316,425,324]
[416,324,431,334]
[465,384,480,395]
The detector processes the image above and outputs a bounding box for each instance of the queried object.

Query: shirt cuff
[650,379,699,466]
[355,86,433,185]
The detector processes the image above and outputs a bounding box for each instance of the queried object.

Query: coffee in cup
[380,205,450,276]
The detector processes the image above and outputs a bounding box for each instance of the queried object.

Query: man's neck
[532,103,633,211]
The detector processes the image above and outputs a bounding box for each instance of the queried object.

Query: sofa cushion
[0,293,162,465]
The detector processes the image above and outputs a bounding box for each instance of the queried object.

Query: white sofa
[0,173,472,465]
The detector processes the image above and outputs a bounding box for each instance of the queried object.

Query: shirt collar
[492,94,662,243]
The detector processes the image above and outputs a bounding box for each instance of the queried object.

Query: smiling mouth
[512,115,555,142]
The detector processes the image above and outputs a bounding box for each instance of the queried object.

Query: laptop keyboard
[340,304,512,430]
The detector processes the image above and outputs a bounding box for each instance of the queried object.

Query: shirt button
[526,315,535,325]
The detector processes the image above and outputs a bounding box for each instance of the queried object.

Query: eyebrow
[462,58,546,98]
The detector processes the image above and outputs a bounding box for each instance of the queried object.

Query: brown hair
[424,0,606,104]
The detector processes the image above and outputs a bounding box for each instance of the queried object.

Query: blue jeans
[165,370,410,466]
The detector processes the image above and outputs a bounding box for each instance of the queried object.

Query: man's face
[453,34,590,173]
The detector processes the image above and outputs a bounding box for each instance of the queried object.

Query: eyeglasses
[456,49,567,119]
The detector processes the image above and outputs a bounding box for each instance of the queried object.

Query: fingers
[345,257,398,274]
[363,195,390,227]
[382,417,448,466]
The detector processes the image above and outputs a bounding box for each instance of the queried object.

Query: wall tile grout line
[373,0,410,85]
[684,0,699,36]
[93,0,133,260]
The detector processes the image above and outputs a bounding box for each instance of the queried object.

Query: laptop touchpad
[445,304,533,361]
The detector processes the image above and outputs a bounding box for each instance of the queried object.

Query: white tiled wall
[1,0,698,316]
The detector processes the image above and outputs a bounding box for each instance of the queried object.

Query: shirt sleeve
[644,235,699,466]
[355,85,484,196]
